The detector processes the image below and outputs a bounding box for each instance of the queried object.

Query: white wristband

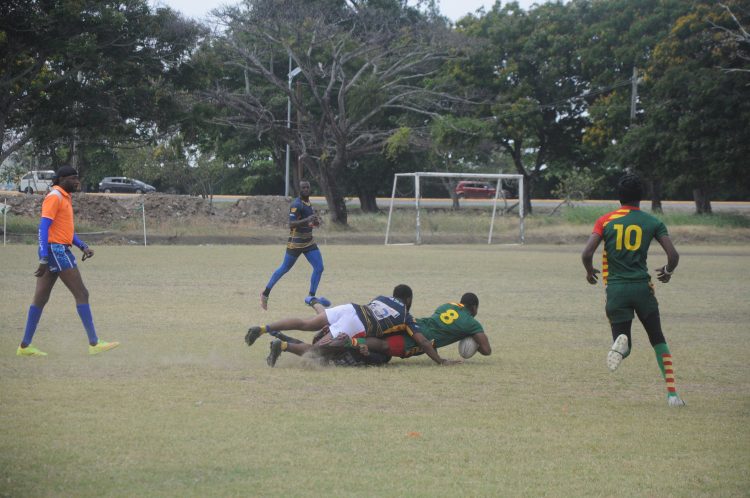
[662,265,673,275]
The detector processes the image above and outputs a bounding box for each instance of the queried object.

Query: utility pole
[630,66,639,122]
[631,66,663,213]
[285,57,302,198]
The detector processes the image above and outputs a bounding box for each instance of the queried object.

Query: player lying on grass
[245,284,460,366]
[330,292,492,366]
[581,173,685,407]
[251,293,491,367]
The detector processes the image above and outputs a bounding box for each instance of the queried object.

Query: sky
[155,0,539,22]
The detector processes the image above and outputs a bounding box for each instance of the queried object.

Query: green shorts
[605,280,660,324]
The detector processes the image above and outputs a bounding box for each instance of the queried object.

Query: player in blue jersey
[246,285,460,366]
[259,181,326,310]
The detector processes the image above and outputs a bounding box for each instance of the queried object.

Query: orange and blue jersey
[41,186,75,245]
[354,296,420,338]
[38,186,87,262]
[286,197,316,251]
[592,206,668,285]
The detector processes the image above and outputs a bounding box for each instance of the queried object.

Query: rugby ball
[458,337,479,359]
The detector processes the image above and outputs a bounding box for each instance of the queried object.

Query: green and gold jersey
[401,302,484,355]
[592,206,668,285]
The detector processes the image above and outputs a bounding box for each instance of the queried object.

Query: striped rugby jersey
[592,206,668,285]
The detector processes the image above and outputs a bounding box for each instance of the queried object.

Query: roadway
[2,189,747,212]
[211,195,750,212]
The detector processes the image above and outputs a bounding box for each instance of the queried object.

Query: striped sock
[654,343,678,398]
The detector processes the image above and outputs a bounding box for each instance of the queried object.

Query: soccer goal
[384,172,525,245]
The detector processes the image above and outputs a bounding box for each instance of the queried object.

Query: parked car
[19,170,55,194]
[98,177,156,194]
[455,181,507,199]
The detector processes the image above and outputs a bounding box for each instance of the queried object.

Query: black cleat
[267,339,283,367]
[245,326,262,347]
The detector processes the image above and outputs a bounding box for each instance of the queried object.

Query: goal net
[384,172,525,245]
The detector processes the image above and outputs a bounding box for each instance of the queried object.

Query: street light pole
[285,57,302,198]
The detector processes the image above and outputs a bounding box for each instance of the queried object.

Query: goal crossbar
[384,172,525,245]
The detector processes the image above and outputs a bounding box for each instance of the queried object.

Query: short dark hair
[392,284,412,303]
[617,173,643,204]
[460,292,479,308]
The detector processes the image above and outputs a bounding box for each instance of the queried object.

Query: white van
[18,170,55,194]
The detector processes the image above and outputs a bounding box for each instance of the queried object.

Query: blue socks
[21,304,99,347]
[76,304,99,346]
[21,305,43,347]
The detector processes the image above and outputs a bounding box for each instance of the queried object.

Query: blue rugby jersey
[354,296,421,338]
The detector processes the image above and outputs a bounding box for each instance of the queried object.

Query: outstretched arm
[655,235,679,283]
[413,332,461,365]
[581,233,602,284]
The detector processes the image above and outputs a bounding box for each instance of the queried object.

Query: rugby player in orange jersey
[16,166,119,357]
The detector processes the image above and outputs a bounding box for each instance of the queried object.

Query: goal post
[384,172,525,245]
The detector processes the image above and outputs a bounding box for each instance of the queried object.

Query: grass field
[1,244,749,497]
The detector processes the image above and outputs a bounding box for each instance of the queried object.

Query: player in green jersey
[281,293,491,366]
[581,173,684,407]
[362,292,491,360]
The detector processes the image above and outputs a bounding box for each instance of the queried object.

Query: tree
[575,0,692,212]
[639,0,750,213]
[0,0,206,176]
[428,115,494,209]
[458,2,589,215]
[211,0,463,225]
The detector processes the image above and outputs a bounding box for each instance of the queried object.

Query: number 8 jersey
[412,302,484,350]
[592,206,668,285]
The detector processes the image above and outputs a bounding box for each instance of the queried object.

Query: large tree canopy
[2,0,747,212]
[0,0,205,176]
[209,0,465,224]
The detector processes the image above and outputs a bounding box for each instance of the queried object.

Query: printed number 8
[440,309,459,324]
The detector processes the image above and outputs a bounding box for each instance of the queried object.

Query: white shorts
[324,304,366,339]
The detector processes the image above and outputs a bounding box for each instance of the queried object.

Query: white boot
[607,334,629,372]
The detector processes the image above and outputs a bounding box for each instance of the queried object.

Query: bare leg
[268,313,329,333]
[20,271,58,348]
[31,270,59,308]
[364,337,390,354]
[57,267,89,304]
[58,267,100,346]
[286,342,315,356]
[283,332,350,358]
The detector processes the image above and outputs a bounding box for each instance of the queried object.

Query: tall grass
[561,205,750,228]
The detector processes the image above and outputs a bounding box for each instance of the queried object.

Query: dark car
[455,181,506,199]
[98,177,156,194]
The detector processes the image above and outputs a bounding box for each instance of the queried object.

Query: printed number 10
[613,224,642,250]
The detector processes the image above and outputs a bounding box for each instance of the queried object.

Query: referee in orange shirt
[17,166,119,356]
